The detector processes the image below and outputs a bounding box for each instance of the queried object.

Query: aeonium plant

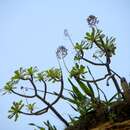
[1,15,130,130]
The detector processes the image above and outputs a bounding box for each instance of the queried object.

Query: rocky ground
[91,120,130,130]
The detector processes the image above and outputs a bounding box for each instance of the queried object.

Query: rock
[91,120,130,130]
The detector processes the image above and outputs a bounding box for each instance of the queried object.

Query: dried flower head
[64,29,69,37]
[56,46,68,59]
[87,15,99,27]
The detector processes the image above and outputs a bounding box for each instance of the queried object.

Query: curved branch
[22,87,70,102]
[106,74,115,86]
[19,108,48,116]
[36,72,64,111]
[12,74,69,126]
[49,73,64,106]
[110,69,122,79]
[11,90,35,98]
[79,73,110,83]
[92,56,122,80]
[41,80,47,100]
[105,57,125,99]
[36,94,69,126]
[35,73,64,115]
[29,77,37,95]
[81,57,106,66]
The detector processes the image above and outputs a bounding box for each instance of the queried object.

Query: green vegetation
[2,15,130,130]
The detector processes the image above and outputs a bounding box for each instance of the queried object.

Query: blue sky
[0,0,130,130]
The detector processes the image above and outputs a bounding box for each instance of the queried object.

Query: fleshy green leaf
[68,78,84,100]
[76,79,94,97]
[8,100,24,121]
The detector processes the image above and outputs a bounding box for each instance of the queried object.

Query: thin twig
[82,57,106,66]
[79,73,110,83]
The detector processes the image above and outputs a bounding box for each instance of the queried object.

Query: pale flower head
[56,46,68,59]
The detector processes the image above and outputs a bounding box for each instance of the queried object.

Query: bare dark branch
[81,57,106,66]
[11,90,35,98]
[41,80,47,100]
[79,73,110,83]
